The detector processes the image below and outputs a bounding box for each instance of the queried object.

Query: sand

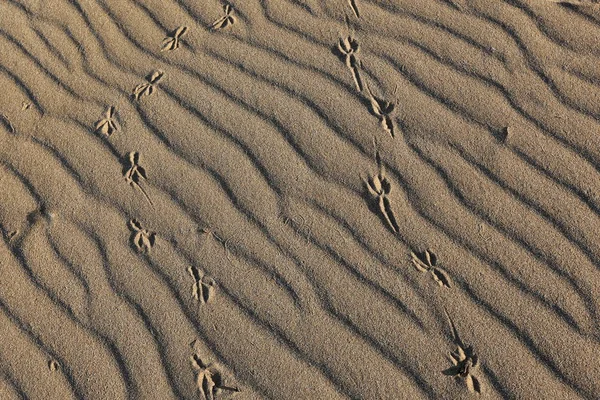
[1,0,599,399]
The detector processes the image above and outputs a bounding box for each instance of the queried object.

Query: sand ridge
[1,0,600,399]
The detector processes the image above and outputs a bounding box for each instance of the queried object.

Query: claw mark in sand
[210,4,236,30]
[128,219,156,253]
[124,151,153,205]
[442,310,482,394]
[348,0,360,17]
[95,106,120,136]
[132,70,164,101]
[366,84,397,138]
[190,341,240,399]
[364,150,400,234]
[335,35,363,92]
[0,113,15,134]
[162,26,188,51]
[188,266,215,304]
[411,249,451,288]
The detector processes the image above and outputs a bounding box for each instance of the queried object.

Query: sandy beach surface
[1,0,600,399]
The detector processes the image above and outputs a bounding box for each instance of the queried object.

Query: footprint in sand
[365,86,397,138]
[190,344,240,400]
[95,106,120,136]
[210,3,236,30]
[410,249,451,288]
[132,70,164,101]
[348,0,360,18]
[123,151,153,206]
[335,35,364,92]
[161,26,188,51]
[364,150,400,234]
[442,310,482,394]
[128,218,156,253]
[48,360,60,372]
[187,266,216,304]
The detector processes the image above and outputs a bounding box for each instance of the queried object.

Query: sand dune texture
[1,0,600,399]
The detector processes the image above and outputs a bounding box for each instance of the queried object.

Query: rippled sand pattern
[1,0,600,399]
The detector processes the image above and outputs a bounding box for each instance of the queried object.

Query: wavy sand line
[2,0,600,398]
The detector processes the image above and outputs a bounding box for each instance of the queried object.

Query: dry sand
[1,0,600,399]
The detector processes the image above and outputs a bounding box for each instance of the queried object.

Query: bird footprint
[95,106,120,136]
[132,70,164,101]
[210,4,236,30]
[124,152,153,205]
[368,93,396,138]
[442,310,482,394]
[128,218,156,253]
[190,342,240,399]
[336,35,363,92]
[410,249,451,288]
[162,26,188,51]
[188,266,216,304]
[364,151,399,234]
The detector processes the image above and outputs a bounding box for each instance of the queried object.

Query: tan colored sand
[1,0,600,399]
